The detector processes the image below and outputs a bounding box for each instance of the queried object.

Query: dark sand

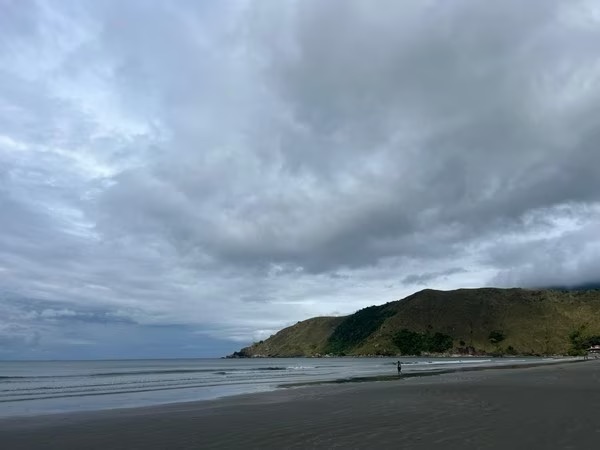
[1,360,599,449]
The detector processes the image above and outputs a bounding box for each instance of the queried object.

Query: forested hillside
[232,288,600,357]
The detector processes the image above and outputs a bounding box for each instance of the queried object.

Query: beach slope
[1,360,599,449]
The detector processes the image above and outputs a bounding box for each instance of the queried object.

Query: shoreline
[0,357,584,421]
[279,356,586,388]
[1,359,598,449]
[226,353,580,359]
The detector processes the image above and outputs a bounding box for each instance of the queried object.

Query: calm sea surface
[0,357,565,417]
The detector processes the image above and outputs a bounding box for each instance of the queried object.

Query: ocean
[0,356,565,417]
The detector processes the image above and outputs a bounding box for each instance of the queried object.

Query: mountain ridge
[231,287,600,357]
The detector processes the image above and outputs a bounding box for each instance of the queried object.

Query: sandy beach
[1,360,599,449]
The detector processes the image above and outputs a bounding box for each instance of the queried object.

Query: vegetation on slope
[231,288,600,357]
[325,304,395,355]
[392,329,454,355]
[235,316,344,357]
[568,326,600,356]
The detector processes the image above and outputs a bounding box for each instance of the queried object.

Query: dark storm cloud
[240,0,600,270]
[93,0,600,274]
[1,0,599,356]
[487,207,600,288]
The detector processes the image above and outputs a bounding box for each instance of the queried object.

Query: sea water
[0,356,565,417]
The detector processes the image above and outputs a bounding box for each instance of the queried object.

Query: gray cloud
[402,268,469,286]
[1,0,599,356]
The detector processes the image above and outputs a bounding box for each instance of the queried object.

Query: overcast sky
[1,0,599,359]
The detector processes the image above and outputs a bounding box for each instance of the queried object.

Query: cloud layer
[1,0,599,358]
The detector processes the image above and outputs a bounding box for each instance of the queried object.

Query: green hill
[232,288,600,357]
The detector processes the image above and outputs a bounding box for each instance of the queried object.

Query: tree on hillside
[569,326,600,356]
[426,332,454,353]
[393,329,454,355]
[586,336,600,346]
[393,329,425,355]
[488,330,505,345]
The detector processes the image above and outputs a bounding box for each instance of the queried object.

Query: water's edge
[279,358,587,388]
[0,357,582,418]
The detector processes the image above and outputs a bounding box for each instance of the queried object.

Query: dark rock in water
[225,350,250,358]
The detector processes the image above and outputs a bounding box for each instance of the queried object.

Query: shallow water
[0,356,566,417]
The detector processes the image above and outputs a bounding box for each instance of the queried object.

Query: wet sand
[1,360,599,449]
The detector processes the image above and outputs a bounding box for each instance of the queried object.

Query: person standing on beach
[397,360,402,374]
